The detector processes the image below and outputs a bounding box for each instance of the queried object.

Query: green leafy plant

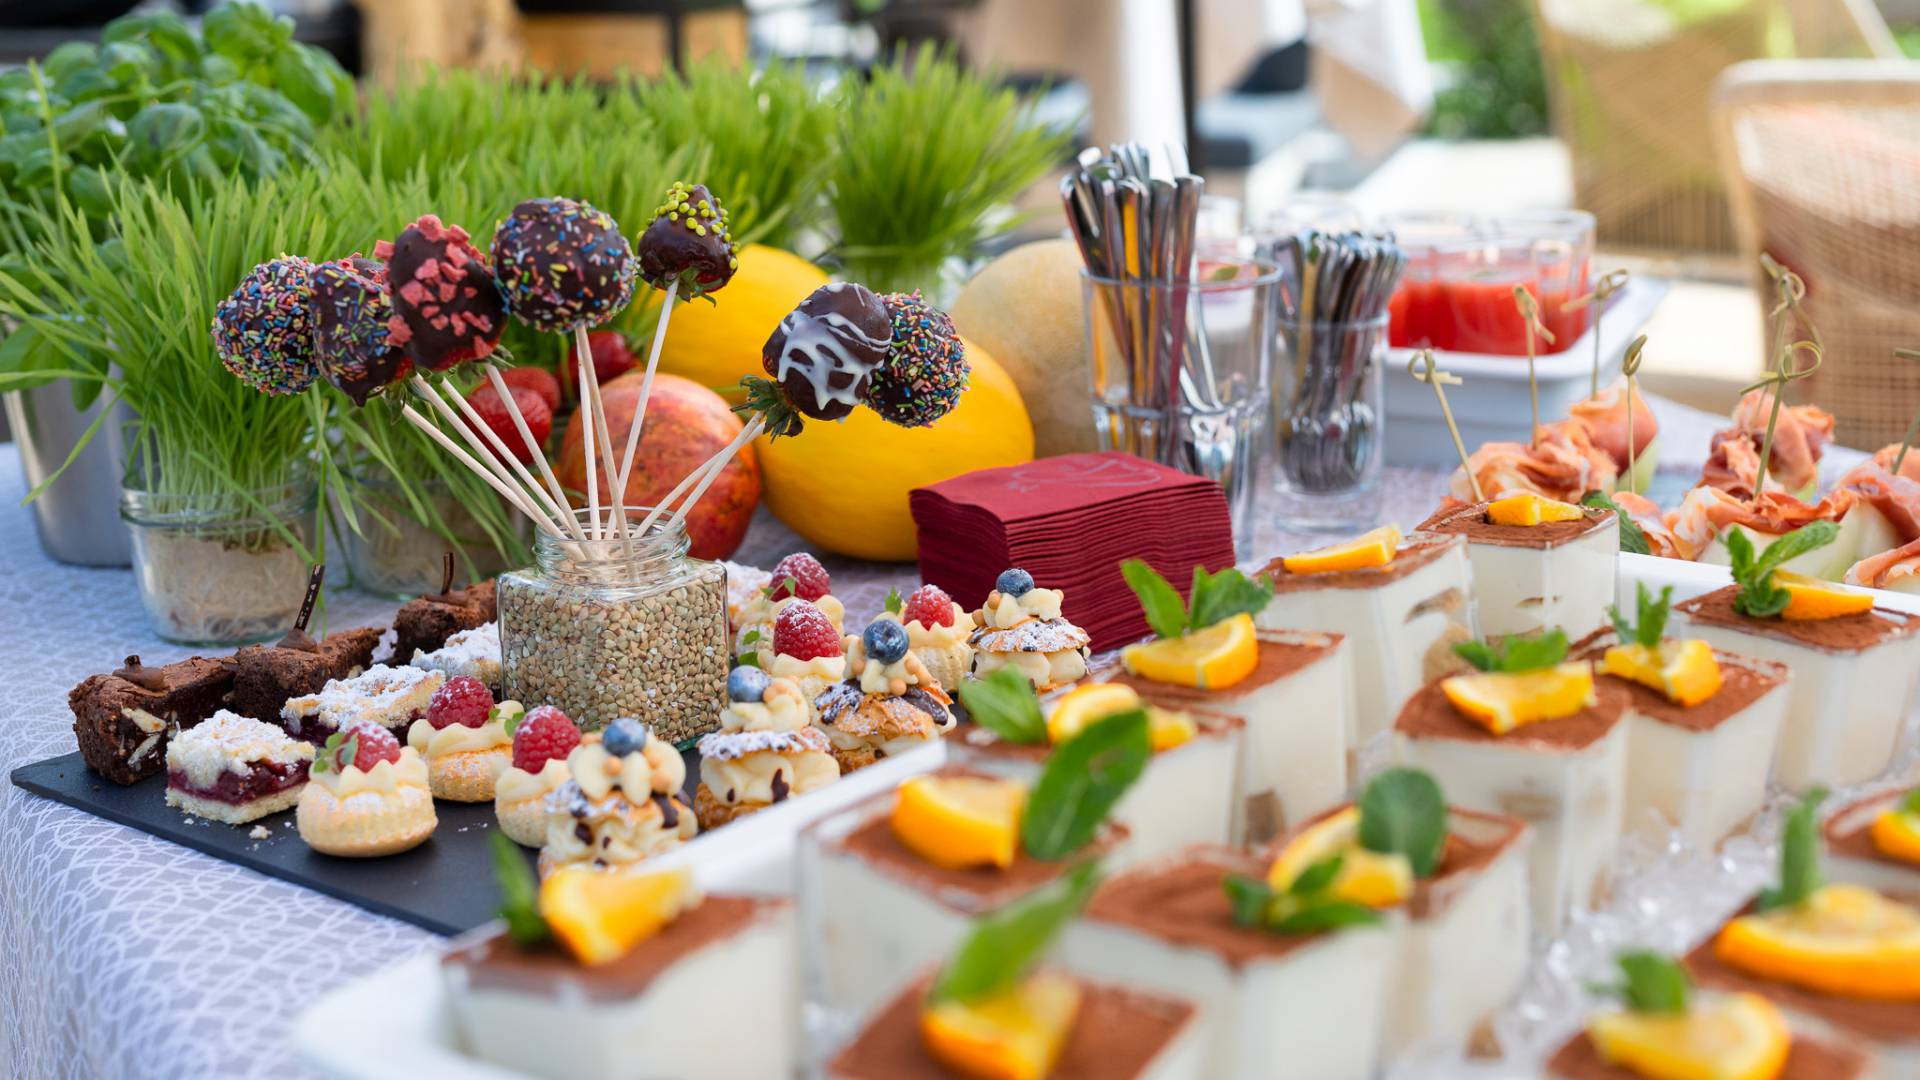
[1223,859,1383,936]
[884,586,903,614]
[491,832,550,946]
[1903,788,1920,817]
[1582,491,1651,555]
[1588,951,1691,1015]
[1726,522,1838,618]
[1022,708,1151,860]
[1453,628,1570,674]
[1120,560,1274,639]
[956,665,1048,746]
[1608,583,1673,649]
[1756,786,1827,913]
[929,859,1099,1003]
[823,45,1073,295]
[1357,768,1449,878]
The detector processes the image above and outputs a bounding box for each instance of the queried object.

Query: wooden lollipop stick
[575,326,627,540]
[573,346,604,539]
[613,279,678,505]
[401,404,555,531]
[483,363,582,538]
[415,376,583,541]
[641,414,766,536]
[663,415,766,535]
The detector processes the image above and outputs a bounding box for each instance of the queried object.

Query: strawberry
[768,552,831,603]
[512,705,582,773]
[428,675,495,729]
[901,584,956,628]
[465,382,553,464]
[773,600,842,661]
[497,366,562,414]
[317,723,402,775]
[564,330,637,392]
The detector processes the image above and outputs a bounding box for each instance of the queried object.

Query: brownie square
[70,656,236,785]
[229,626,384,725]
[392,580,496,661]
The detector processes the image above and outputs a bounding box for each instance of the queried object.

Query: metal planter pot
[4,381,133,567]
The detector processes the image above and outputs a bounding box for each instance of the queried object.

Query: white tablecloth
[0,394,1866,1079]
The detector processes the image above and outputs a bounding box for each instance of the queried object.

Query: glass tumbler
[1270,313,1388,530]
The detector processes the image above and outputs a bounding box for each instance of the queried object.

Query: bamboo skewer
[400,404,552,528]
[613,279,678,505]
[574,350,603,539]
[1892,347,1920,476]
[1410,350,1480,502]
[666,416,766,534]
[413,376,582,541]
[1620,335,1647,496]
[640,415,766,537]
[1511,286,1556,444]
[483,362,581,538]
[576,326,627,540]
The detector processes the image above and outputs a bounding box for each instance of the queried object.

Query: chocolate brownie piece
[391,580,497,660]
[70,656,236,785]
[229,626,383,724]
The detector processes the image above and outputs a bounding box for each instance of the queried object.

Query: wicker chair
[1528,0,1895,256]
[1713,60,1920,449]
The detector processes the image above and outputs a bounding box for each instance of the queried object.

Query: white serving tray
[1382,277,1670,468]
[291,744,947,1080]
[1617,550,1920,616]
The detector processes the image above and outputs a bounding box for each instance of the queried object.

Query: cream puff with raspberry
[539,718,696,876]
[969,567,1091,692]
[694,667,839,829]
[406,675,513,802]
[763,599,847,705]
[878,583,976,693]
[735,551,846,662]
[296,723,437,857]
[815,621,955,773]
[493,704,582,846]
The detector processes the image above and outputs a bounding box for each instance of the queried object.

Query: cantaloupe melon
[949,238,1099,459]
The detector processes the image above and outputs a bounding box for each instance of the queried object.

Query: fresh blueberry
[728,665,771,703]
[996,567,1034,597]
[863,620,911,664]
[602,717,647,757]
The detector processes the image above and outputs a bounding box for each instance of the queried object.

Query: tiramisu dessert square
[1265,770,1531,1059]
[392,578,496,661]
[408,621,501,692]
[1393,629,1631,931]
[1823,785,1920,894]
[69,654,235,785]
[969,568,1092,693]
[801,719,1145,1028]
[948,674,1243,868]
[444,850,796,1080]
[1260,527,1475,746]
[1548,950,1870,1080]
[164,710,314,823]
[1577,584,1790,849]
[1110,560,1348,845]
[1683,790,1920,1075]
[1420,494,1618,639]
[828,865,1204,1080]
[280,664,444,743]
[228,625,382,724]
[1673,523,1920,788]
[1060,847,1403,1080]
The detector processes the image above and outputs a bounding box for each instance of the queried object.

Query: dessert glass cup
[120,476,317,645]
[499,511,727,743]
[334,470,525,599]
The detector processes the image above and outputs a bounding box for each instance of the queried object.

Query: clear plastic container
[120,478,317,645]
[1382,209,1597,357]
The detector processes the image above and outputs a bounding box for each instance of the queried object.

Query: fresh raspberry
[497,366,562,414]
[773,600,842,660]
[768,552,831,602]
[564,330,637,390]
[512,705,582,773]
[901,584,956,627]
[428,675,496,729]
[465,382,553,464]
[333,723,401,772]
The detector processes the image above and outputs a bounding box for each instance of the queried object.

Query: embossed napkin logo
[1001,454,1166,494]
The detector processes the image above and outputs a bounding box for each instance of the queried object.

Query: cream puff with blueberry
[694,667,839,829]
[538,718,696,876]
[815,621,954,773]
[969,568,1091,692]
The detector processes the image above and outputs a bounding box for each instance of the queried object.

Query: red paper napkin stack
[910,452,1238,652]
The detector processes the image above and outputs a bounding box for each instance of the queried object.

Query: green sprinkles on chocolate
[863,290,969,428]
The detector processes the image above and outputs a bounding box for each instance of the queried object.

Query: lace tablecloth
[0,394,1867,1079]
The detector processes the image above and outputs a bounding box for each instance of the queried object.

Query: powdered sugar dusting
[408,622,501,685]
[166,711,313,789]
[696,726,830,761]
[282,664,444,735]
[972,617,1090,654]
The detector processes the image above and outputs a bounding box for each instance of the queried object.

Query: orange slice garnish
[891,774,1026,871]
[1440,663,1596,735]
[1870,807,1920,867]
[920,971,1082,1080]
[1714,883,1920,1001]
[1045,683,1142,745]
[1486,493,1586,526]
[1120,612,1259,690]
[1267,805,1413,908]
[542,865,698,966]
[1588,993,1790,1080]
[1281,525,1403,574]
[1774,572,1874,622]
[1602,640,1724,707]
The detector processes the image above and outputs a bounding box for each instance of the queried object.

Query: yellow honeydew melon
[1701,508,1869,582]
[949,238,1099,459]
[655,244,830,391]
[757,337,1034,561]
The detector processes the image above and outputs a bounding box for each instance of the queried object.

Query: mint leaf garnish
[1453,641,1504,673]
[929,860,1100,1004]
[1120,560,1187,639]
[1288,854,1346,897]
[1607,582,1673,650]
[1223,873,1274,927]
[1583,491,1651,555]
[492,833,549,947]
[1590,951,1690,1015]
[1185,565,1275,633]
[1730,522,1838,618]
[1022,708,1151,860]
[885,587,903,615]
[1358,768,1449,878]
[1266,900,1383,935]
[956,666,1048,746]
[1452,629,1569,674]
[1757,786,1827,913]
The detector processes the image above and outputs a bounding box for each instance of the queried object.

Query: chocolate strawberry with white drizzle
[761,282,891,421]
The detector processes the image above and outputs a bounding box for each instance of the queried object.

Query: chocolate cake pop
[490,197,636,333]
[760,282,892,421]
[310,260,410,405]
[635,182,738,300]
[863,291,969,428]
[211,256,320,395]
[376,215,506,371]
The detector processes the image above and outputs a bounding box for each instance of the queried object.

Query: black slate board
[11,749,699,937]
